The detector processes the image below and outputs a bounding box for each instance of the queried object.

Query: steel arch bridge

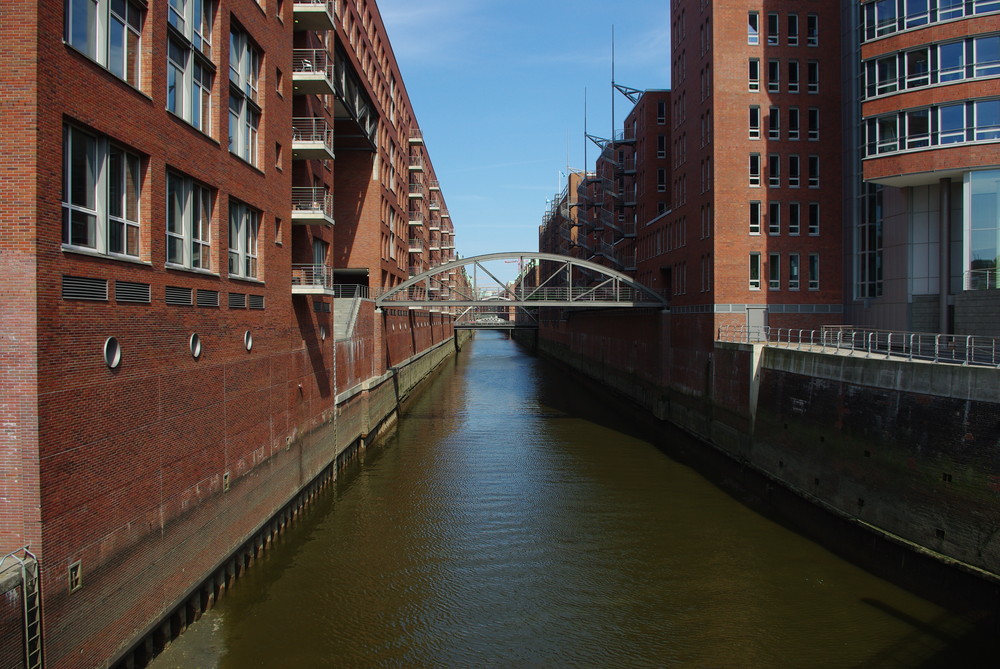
[376,253,667,327]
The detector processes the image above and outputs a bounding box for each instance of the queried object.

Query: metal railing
[717,325,1000,368]
[331,284,369,299]
[409,128,423,142]
[291,187,333,217]
[292,49,333,79]
[408,210,423,224]
[292,117,333,147]
[408,182,424,195]
[965,268,998,291]
[408,238,424,251]
[408,155,424,169]
[291,264,334,289]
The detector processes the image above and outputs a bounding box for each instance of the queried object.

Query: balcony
[292,187,334,226]
[409,265,424,276]
[428,199,440,211]
[428,180,440,191]
[408,155,425,172]
[293,0,335,31]
[291,264,334,295]
[408,182,424,199]
[292,118,334,160]
[408,238,424,252]
[409,128,423,145]
[292,50,334,96]
[428,221,440,231]
[440,210,450,219]
[408,210,424,226]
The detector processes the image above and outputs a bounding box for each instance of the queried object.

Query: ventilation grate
[248,294,265,310]
[165,285,193,306]
[196,289,219,308]
[115,280,151,304]
[228,292,247,309]
[62,275,108,301]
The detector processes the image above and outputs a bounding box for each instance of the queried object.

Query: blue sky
[376,0,671,280]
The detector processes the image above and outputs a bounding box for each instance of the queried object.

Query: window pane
[69,129,97,209]
[939,104,965,143]
[68,0,97,57]
[939,42,964,82]
[975,100,1000,140]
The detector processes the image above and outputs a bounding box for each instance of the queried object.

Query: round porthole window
[320,326,327,341]
[244,330,253,352]
[190,333,202,359]
[103,337,121,369]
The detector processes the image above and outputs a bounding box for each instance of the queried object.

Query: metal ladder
[0,548,43,669]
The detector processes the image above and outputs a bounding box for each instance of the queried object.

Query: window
[806,14,818,46]
[875,115,899,153]
[907,109,931,148]
[748,11,760,44]
[905,0,930,28]
[939,104,965,144]
[769,253,781,289]
[768,153,780,187]
[657,100,667,124]
[788,60,800,93]
[905,49,930,88]
[789,254,800,290]
[768,107,780,139]
[66,0,144,86]
[808,254,819,290]
[939,42,965,82]
[807,61,819,93]
[807,108,819,140]
[866,0,897,40]
[788,14,799,46]
[62,125,141,258]
[768,59,780,92]
[769,202,781,235]
[749,106,761,139]
[750,153,761,186]
[750,201,761,234]
[789,201,801,235]
[657,168,667,192]
[857,184,883,298]
[788,107,800,140]
[808,202,820,235]
[229,27,261,165]
[228,200,259,279]
[749,58,760,91]
[749,253,761,290]
[939,0,964,20]
[166,171,212,269]
[974,36,1000,77]
[867,55,898,96]
[657,134,667,158]
[808,155,819,187]
[167,0,215,133]
[975,100,1000,140]
[767,12,779,45]
[789,155,800,187]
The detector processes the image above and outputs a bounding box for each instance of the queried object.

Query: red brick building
[0,1,462,666]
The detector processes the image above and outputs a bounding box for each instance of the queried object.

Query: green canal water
[152,331,991,668]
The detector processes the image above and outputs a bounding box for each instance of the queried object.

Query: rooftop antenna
[583,87,589,173]
[611,25,616,156]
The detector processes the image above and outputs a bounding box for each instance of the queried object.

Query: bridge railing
[717,324,1000,368]
[379,284,652,303]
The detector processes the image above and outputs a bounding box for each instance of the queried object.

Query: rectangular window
[769,202,781,235]
[807,108,819,140]
[906,49,930,88]
[768,59,780,92]
[808,155,819,187]
[657,100,667,124]
[907,109,931,148]
[748,11,760,44]
[229,27,261,165]
[166,171,212,269]
[228,200,260,279]
[808,202,820,235]
[768,153,780,187]
[166,1,214,133]
[875,115,899,153]
[750,200,761,234]
[789,154,800,187]
[749,253,761,290]
[749,106,761,139]
[789,201,801,235]
[788,107,800,140]
[905,0,930,28]
[62,124,141,258]
[938,42,965,83]
[768,107,780,139]
[939,0,964,20]
[974,36,1000,77]
[857,183,883,298]
[769,253,781,289]
[808,253,819,290]
[749,153,761,186]
[939,104,966,144]
[66,0,144,86]
[807,61,819,93]
[806,14,818,46]
[657,167,667,192]
[975,100,1000,140]
[787,13,799,46]
[788,60,800,93]
[657,134,667,158]
[767,12,779,45]
[789,253,800,290]
[749,58,760,91]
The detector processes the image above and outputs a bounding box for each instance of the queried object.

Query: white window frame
[806,14,818,47]
[166,171,213,270]
[808,253,820,290]
[749,58,760,91]
[749,106,761,139]
[807,61,819,93]
[768,59,780,92]
[748,11,760,45]
[769,253,781,290]
[749,253,761,290]
[789,154,800,188]
[787,13,799,46]
[808,155,820,188]
[768,153,780,187]
[788,59,800,93]
[789,253,800,290]
[750,153,761,187]
[789,201,801,235]
[788,107,800,140]
[769,202,781,235]
[166,0,214,133]
[750,201,761,235]
[229,200,260,279]
[62,124,142,259]
[229,26,261,165]
[768,107,780,140]
[767,12,779,46]
[65,0,144,86]
[808,202,820,236]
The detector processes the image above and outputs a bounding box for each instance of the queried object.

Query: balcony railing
[408,238,424,252]
[292,117,334,160]
[409,128,423,144]
[408,182,424,198]
[293,0,335,31]
[428,180,440,191]
[408,155,425,171]
[331,284,369,299]
[292,49,334,95]
[965,268,998,291]
[717,325,1000,368]
[291,264,334,294]
[291,187,334,225]
[408,210,423,225]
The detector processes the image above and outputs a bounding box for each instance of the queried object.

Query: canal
[153,331,990,668]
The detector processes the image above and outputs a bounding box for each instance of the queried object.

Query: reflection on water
[153,331,990,668]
